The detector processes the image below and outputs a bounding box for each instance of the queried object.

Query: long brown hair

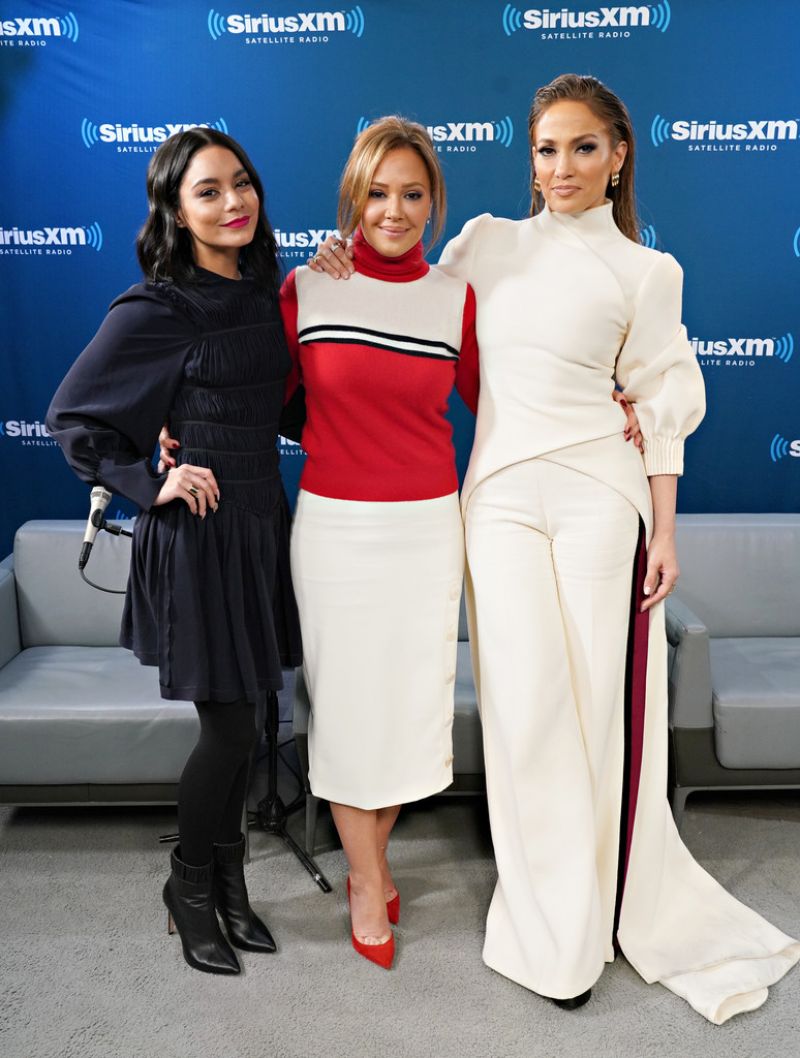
[337,115,446,249]
[528,74,639,242]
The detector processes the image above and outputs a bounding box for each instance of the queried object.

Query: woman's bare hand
[641,533,679,612]
[612,390,644,453]
[154,464,219,517]
[158,423,180,472]
[307,235,354,279]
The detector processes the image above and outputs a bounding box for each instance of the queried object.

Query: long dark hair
[528,74,640,243]
[136,128,280,289]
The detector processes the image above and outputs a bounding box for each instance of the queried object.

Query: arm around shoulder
[455,284,479,415]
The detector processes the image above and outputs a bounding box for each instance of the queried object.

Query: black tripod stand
[159,691,331,893]
[253,690,331,893]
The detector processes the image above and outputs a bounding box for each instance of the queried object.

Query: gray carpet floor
[1,789,798,1058]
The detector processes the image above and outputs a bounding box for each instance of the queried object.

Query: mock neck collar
[539,199,618,238]
[352,228,429,282]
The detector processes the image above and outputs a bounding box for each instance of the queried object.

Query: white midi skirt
[290,489,464,809]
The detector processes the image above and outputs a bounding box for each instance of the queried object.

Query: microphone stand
[253,691,332,893]
[158,694,331,894]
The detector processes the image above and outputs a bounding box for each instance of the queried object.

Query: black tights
[177,699,258,867]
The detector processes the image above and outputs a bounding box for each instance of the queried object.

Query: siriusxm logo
[207,6,364,40]
[274,227,339,259]
[501,2,670,36]
[81,118,229,151]
[651,115,799,152]
[356,116,513,152]
[639,224,657,249]
[793,226,800,258]
[693,334,794,367]
[0,419,53,444]
[0,12,78,41]
[0,223,103,257]
[769,433,800,462]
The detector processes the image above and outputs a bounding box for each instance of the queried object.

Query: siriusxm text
[1,227,88,246]
[427,122,495,142]
[225,12,346,33]
[1,420,50,438]
[673,120,798,142]
[93,123,225,144]
[0,17,61,36]
[522,6,651,28]
[692,338,786,357]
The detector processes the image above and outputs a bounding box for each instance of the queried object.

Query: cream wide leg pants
[466,456,639,1001]
[464,454,800,1020]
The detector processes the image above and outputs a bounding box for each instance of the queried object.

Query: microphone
[78,486,112,570]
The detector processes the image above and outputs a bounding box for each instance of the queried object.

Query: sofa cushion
[0,646,198,784]
[711,638,800,769]
[675,515,800,638]
[14,520,132,648]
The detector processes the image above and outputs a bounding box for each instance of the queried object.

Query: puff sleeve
[437,213,490,282]
[46,287,193,510]
[615,253,706,476]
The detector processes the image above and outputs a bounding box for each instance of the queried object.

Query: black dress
[46,269,302,703]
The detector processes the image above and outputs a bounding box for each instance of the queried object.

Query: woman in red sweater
[281,118,478,968]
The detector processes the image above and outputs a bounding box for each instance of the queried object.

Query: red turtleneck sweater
[279,231,479,501]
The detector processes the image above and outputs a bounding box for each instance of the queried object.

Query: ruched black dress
[46,269,302,703]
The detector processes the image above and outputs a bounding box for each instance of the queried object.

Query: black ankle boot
[163,847,240,975]
[552,988,592,1010]
[213,835,277,953]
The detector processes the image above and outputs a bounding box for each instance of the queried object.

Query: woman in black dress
[46,129,301,975]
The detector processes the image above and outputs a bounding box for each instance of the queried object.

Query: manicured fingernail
[643,585,652,595]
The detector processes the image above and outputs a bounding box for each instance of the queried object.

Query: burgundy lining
[613,519,650,943]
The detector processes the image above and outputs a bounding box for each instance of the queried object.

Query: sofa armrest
[0,559,22,669]
[665,596,713,729]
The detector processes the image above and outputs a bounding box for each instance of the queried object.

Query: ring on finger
[188,485,199,497]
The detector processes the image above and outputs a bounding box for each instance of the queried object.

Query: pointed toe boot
[163,847,240,975]
[213,835,277,954]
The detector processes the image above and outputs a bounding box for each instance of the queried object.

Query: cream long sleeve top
[438,201,706,514]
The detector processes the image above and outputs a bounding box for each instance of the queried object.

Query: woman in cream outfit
[313,75,799,1021]
[437,75,800,1022]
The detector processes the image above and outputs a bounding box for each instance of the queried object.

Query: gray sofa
[0,520,199,805]
[667,514,800,823]
[293,591,484,854]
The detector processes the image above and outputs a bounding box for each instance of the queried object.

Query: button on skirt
[290,489,464,809]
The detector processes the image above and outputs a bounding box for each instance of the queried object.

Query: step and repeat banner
[1,0,798,554]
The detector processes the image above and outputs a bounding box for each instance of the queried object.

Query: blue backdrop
[2,0,799,554]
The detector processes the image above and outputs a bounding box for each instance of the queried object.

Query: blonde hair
[337,115,446,248]
[528,73,640,243]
